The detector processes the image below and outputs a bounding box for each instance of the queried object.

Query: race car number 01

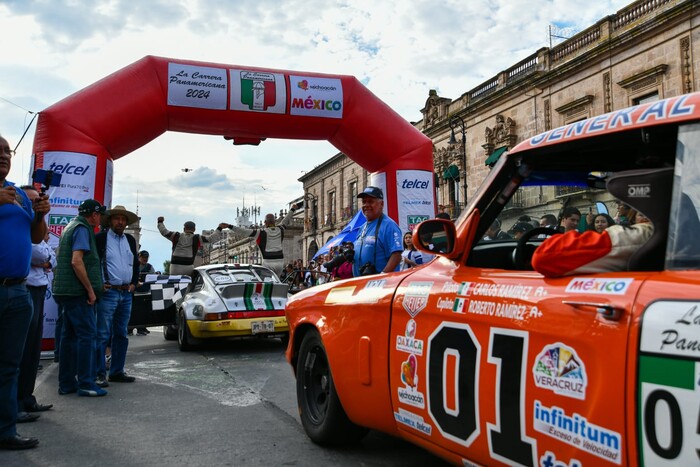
[251,320,274,334]
[427,323,535,466]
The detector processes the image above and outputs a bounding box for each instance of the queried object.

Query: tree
[163,259,170,274]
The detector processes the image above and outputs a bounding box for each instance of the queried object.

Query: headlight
[192,304,204,317]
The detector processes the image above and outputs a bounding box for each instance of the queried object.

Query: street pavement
[2,329,448,467]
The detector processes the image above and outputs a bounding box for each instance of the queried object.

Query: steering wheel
[513,227,561,270]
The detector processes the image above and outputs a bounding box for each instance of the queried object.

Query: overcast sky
[1,0,631,269]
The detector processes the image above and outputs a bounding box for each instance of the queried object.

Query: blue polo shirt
[353,214,403,276]
[0,180,34,278]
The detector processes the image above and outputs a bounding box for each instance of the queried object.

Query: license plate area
[251,319,274,334]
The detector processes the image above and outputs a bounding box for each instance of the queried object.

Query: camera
[359,262,377,276]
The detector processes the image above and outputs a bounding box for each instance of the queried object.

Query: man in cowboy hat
[94,205,140,387]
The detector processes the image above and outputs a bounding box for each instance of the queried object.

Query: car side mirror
[413,219,456,256]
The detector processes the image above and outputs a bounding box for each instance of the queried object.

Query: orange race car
[285,92,700,466]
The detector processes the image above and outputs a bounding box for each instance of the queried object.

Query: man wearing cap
[353,186,402,276]
[0,135,50,449]
[53,199,107,397]
[94,205,139,386]
[225,203,301,277]
[158,218,228,276]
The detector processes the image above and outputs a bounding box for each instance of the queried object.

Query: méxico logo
[402,282,432,318]
[49,214,75,236]
[533,343,587,400]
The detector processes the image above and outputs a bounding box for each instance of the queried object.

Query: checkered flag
[144,274,192,285]
[147,275,191,310]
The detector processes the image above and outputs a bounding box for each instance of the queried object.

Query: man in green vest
[53,199,108,397]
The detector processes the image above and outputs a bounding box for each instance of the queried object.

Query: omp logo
[565,278,633,295]
[627,184,651,198]
[47,162,90,175]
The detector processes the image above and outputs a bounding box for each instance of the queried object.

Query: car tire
[177,310,195,351]
[163,324,177,341]
[296,331,368,445]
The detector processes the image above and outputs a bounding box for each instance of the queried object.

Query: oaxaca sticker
[396,319,424,355]
[402,282,432,318]
[533,343,587,400]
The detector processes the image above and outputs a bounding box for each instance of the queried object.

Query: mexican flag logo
[239,71,276,111]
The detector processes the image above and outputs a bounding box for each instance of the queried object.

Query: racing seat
[605,167,673,271]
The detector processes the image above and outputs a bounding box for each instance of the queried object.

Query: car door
[389,219,641,466]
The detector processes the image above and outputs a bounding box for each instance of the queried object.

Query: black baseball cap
[184,221,196,230]
[138,250,149,257]
[357,186,383,199]
[78,199,106,215]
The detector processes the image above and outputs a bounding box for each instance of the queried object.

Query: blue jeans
[0,284,32,438]
[95,289,132,378]
[57,296,97,392]
[18,285,46,409]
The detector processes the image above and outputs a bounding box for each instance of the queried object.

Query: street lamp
[448,116,468,210]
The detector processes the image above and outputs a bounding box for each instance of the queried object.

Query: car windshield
[466,120,700,273]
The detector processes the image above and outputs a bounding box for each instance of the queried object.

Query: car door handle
[562,300,624,321]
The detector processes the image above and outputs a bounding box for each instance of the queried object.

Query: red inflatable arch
[32,55,435,235]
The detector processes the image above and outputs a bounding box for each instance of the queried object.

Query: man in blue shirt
[94,205,139,387]
[0,135,50,450]
[353,186,402,276]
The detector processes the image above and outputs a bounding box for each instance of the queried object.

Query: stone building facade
[299,153,368,261]
[295,0,699,263]
[421,0,699,227]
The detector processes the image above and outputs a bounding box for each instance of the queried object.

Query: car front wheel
[296,330,367,445]
[177,310,195,351]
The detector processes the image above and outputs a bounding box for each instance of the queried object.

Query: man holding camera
[0,135,50,449]
[353,187,402,276]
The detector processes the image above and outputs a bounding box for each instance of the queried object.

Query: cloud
[175,166,234,190]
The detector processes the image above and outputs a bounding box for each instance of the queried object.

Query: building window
[326,191,336,226]
[348,181,358,214]
[633,92,659,106]
[618,64,667,106]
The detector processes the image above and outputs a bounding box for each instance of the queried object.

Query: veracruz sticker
[533,343,587,400]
